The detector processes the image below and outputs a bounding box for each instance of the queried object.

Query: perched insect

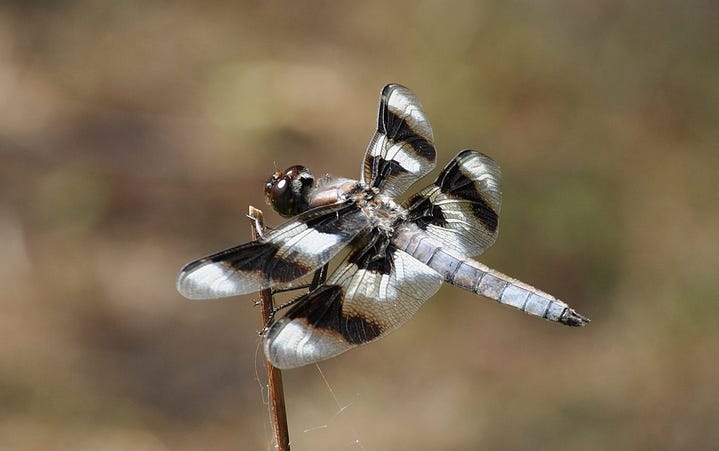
[178,84,589,369]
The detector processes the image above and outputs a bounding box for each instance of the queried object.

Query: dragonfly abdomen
[393,227,589,327]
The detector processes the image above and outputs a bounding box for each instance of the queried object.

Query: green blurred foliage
[0,1,717,449]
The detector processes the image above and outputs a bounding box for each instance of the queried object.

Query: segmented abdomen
[392,227,589,326]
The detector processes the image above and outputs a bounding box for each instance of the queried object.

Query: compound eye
[265,166,314,217]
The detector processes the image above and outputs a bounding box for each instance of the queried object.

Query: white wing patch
[264,247,442,369]
[177,262,248,300]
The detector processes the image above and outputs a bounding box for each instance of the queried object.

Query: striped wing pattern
[404,150,502,257]
[178,84,590,370]
[264,230,442,369]
[362,84,437,197]
[177,202,368,299]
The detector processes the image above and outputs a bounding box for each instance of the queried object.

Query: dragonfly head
[265,165,315,217]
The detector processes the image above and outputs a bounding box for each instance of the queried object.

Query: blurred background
[1,1,717,450]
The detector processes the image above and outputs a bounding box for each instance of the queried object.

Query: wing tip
[176,260,256,300]
[176,259,210,300]
[382,82,408,95]
[176,270,206,300]
[263,319,311,370]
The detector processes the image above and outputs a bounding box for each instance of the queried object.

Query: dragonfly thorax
[360,194,407,237]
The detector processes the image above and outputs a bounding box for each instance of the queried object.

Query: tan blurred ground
[1,1,717,450]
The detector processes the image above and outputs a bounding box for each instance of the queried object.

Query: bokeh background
[1,1,717,450]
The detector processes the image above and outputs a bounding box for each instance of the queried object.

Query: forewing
[264,232,442,369]
[361,84,436,197]
[177,202,369,299]
[403,150,502,256]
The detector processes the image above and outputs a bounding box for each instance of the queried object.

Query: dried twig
[249,206,290,451]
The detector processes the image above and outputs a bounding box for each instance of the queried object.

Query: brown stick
[249,206,290,451]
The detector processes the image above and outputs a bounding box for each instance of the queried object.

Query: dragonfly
[177,84,589,369]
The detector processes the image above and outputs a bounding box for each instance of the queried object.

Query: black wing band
[362,84,436,197]
[404,150,502,256]
[264,230,442,369]
[177,202,369,299]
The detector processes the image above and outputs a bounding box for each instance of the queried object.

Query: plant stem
[249,206,290,451]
